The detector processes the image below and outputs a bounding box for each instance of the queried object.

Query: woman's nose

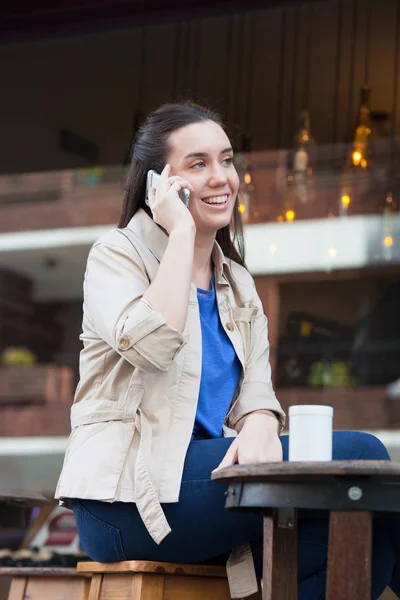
[209,164,228,185]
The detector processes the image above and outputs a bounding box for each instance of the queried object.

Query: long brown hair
[119,102,245,267]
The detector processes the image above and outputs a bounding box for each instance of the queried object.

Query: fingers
[168,180,192,194]
[147,186,156,208]
[213,439,239,472]
[160,165,194,193]
[160,164,171,182]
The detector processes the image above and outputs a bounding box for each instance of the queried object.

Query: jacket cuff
[116,300,186,371]
[227,381,286,432]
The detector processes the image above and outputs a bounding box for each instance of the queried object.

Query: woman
[56,102,398,599]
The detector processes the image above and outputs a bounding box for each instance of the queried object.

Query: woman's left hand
[214,412,283,470]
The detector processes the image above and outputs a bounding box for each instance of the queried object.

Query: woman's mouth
[200,194,229,209]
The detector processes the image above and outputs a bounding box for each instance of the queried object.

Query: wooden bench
[78,560,262,599]
[1,567,90,600]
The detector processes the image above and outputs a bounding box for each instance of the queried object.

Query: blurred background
[0,0,400,592]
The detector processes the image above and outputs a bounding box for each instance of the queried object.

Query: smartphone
[145,169,190,208]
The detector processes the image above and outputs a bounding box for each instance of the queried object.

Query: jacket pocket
[231,307,257,360]
[73,500,127,562]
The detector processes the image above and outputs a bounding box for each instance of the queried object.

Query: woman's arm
[143,164,196,332]
[143,226,195,333]
[225,286,286,431]
[217,280,286,468]
[84,238,191,373]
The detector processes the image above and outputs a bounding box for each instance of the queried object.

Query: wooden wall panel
[195,16,230,112]
[142,23,178,113]
[350,0,369,125]
[249,8,283,150]
[290,4,311,141]
[395,1,400,138]
[279,5,298,149]
[335,0,354,143]
[1,0,400,174]
[308,1,338,144]
[174,20,200,101]
[220,15,237,141]
[227,13,253,148]
[368,0,397,118]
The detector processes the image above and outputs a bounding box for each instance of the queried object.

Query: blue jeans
[73,431,398,600]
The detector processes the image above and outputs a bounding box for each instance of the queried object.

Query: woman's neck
[192,231,216,290]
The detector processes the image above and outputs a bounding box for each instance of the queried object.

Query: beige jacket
[55,209,285,597]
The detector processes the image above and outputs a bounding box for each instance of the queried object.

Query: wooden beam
[0,0,328,42]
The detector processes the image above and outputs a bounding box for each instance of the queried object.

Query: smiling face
[166,120,240,235]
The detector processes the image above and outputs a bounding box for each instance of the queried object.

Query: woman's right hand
[147,164,195,235]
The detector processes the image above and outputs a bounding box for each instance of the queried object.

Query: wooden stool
[212,460,400,600]
[1,567,90,600]
[78,560,262,599]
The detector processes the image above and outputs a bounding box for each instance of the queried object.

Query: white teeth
[202,195,228,205]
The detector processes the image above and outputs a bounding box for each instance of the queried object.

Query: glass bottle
[350,85,375,170]
[238,160,252,224]
[291,110,316,204]
[380,190,396,261]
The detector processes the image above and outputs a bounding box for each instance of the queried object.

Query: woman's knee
[333,431,390,461]
[354,432,390,460]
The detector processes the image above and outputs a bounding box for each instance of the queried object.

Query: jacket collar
[127,209,231,284]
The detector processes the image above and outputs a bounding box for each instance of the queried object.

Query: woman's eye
[191,161,205,169]
[222,157,234,165]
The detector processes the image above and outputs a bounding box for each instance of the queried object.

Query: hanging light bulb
[341,194,351,207]
[238,161,253,223]
[338,166,351,217]
[340,192,351,217]
[244,172,252,185]
[350,85,375,171]
[381,191,395,261]
[285,209,296,222]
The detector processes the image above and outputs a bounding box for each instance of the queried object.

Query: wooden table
[212,460,400,600]
[0,491,49,528]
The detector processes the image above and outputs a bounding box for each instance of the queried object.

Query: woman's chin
[192,206,234,234]
[196,215,232,234]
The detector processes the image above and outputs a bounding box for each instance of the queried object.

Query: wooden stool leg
[131,574,165,599]
[326,510,372,600]
[8,578,27,600]
[88,573,165,600]
[263,509,298,600]
[88,574,103,600]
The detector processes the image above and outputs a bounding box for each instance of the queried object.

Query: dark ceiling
[1,0,323,42]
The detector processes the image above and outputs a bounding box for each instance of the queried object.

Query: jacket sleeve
[84,242,187,373]
[226,285,286,431]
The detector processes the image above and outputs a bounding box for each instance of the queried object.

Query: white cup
[288,405,333,461]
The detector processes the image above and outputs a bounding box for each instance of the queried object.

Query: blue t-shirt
[192,275,242,439]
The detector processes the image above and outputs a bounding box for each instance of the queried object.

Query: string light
[285,210,295,222]
[244,172,252,185]
[238,203,246,214]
